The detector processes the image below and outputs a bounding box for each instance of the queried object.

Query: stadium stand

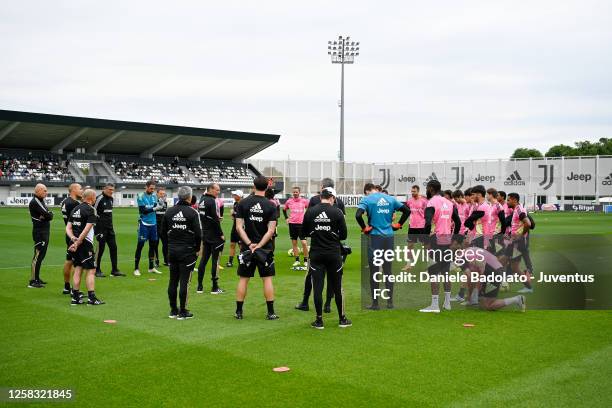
[0,149,74,182]
[106,156,191,185]
[186,160,253,186]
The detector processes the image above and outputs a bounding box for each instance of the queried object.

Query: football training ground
[1,208,611,407]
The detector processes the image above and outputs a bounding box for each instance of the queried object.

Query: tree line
[511,138,612,158]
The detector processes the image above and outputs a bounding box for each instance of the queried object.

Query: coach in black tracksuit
[302,187,351,329]
[296,179,346,312]
[155,188,169,267]
[94,183,123,277]
[28,183,53,288]
[162,186,202,320]
[197,183,225,294]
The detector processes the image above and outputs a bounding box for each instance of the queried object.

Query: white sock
[444,292,451,303]
[431,295,439,307]
[503,296,520,306]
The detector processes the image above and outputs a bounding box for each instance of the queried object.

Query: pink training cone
[273,367,290,372]
[104,320,117,324]
[463,323,475,328]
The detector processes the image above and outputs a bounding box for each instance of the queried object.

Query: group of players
[356,180,533,314]
[26,174,531,328]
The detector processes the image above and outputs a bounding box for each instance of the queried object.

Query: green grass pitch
[0,208,611,407]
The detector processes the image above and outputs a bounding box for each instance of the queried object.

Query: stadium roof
[0,109,279,161]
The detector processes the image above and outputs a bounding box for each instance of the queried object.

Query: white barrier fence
[248,156,612,205]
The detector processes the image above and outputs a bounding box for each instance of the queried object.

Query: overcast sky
[1,1,611,162]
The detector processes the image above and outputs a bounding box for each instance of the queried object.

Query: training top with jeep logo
[235,195,278,249]
[303,203,347,255]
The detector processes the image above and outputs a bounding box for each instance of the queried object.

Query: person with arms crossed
[303,187,351,329]
[356,183,410,310]
[134,180,163,276]
[28,183,53,288]
[66,189,105,305]
[283,186,309,270]
[162,186,202,320]
[234,176,279,320]
[60,183,82,294]
[94,183,124,278]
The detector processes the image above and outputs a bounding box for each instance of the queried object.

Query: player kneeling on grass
[302,187,351,329]
[162,186,202,320]
[459,247,526,312]
[234,176,279,320]
[66,189,104,306]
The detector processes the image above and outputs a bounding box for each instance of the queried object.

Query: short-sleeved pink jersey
[406,196,428,229]
[284,197,309,224]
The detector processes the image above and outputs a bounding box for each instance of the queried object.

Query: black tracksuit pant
[197,241,224,288]
[168,254,197,312]
[309,252,345,319]
[31,229,49,282]
[96,228,118,273]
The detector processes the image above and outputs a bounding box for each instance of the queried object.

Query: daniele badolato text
[370,246,595,284]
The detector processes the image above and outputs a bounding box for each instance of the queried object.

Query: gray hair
[178,185,193,201]
[83,189,96,200]
[321,178,334,189]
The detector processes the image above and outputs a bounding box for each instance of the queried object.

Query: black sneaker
[110,271,126,277]
[169,309,179,319]
[177,310,194,320]
[266,313,280,320]
[339,317,352,328]
[210,287,225,295]
[323,304,331,314]
[366,303,380,311]
[311,319,324,330]
[62,287,71,295]
[225,262,233,268]
[70,297,84,306]
[95,271,106,278]
[294,303,309,311]
[28,280,44,288]
[87,297,106,305]
[38,279,48,285]
[196,285,204,294]
[234,311,243,320]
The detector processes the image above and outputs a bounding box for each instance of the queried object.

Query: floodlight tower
[328,35,359,194]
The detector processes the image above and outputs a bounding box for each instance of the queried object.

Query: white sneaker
[517,287,533,294]
[292,261,301,268]
[501,282,509,291]
[518,295,526,312]
[133,269,141,277]
[419,304,440,313]
[451,295,465,302]
[148,268,162,275]
[443,301,451,311]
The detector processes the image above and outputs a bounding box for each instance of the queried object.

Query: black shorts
[65,235,73,261]
[230,224,240,243]
[508,236,529,260]
[289,223,306,240]
[479,265,502,298]
[32,229,49,249]
[72,241,96,269]
[237,250,275,278]
[427,243,452,275]
[407,227,427,243]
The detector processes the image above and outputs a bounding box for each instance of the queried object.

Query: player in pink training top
[452,189,469,235]
[419,180,461,313]
[486,188,505,252]
[506,193,534,294]
[463,185,491,249]
[283,186,310,269]
[455,246,526,311]
[403,185,428,271]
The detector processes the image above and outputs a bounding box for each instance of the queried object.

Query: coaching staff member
[28,183,53,288]
[197,183,225,294]
[67,189,104,305]
[60,183,82,294]
[234,175,279,320]
[303,187,351,329]
[296,177,346,312]
[94,183,124,277]
[162,186,201,320]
